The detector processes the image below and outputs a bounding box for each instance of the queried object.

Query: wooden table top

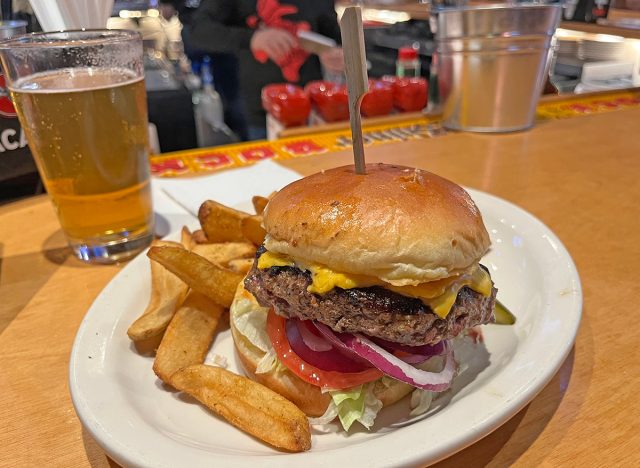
[2,108,639,466]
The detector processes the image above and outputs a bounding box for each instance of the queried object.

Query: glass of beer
[0,30,153,263]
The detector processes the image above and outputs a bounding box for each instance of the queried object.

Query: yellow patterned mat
[151,89,640,177]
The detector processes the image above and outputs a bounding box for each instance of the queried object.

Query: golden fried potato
[192,229,209,244]
[127,240,189,341]
[227,258,254,275]
[147,246,243,308]
[181,226,194,250]
[241,215,267,245]
[198,200,249,243]
[171,365,311,452]
[251,195,269,215]
[192,242,255,267]
[153,292,224,384]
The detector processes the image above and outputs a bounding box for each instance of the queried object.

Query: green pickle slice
[494,300,516,325]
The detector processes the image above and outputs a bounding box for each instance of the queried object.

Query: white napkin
[152,160,302,236]
[151,183,198,237]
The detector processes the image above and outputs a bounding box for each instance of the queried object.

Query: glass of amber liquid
[0,30,153,263]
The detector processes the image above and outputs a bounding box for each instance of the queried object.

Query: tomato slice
[266,309,383,390]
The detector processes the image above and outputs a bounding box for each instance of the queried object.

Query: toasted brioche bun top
[263,164,490,285]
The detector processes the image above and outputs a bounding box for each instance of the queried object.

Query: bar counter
[1,103,639,466]
[349,0,640,40]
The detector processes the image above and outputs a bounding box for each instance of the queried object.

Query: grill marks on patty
[244,261,497,346]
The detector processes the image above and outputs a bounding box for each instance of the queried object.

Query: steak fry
[153,292,224,384]
[171,365,311,452]
[127,240,189,341]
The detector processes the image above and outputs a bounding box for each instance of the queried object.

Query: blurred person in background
[162,0,249,140]
[140,1,183,56]
[189,0,344,140]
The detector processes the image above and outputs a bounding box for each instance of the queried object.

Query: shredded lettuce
[255,347,278,374]
[231,296,291,374]
[379,375,398,388]
[230,295,271,352]
[409,389,434,416]
[358,386,384,429]
[231,293,287,374]
[309,383,383,431]
[333,386,366,430]
[204,353,228,369]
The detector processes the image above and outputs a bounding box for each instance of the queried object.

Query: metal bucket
[435,4,562,132]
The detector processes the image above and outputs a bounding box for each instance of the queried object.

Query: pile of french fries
[126,195,311,452]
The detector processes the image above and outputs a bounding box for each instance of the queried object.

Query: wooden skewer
[339,6,369,175]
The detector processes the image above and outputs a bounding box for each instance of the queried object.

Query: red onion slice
[396,352,435,364]
[314,322,455,392]
[343,334,456,392]
[370,337,445,357]
[296,320,332,352]
[285,319,373,373]
[313,322,368,361]
[315,321,447,366]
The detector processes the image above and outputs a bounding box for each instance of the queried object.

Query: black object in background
[0,173,43,205]
[147,88,198,153]
[568,0,609,22]
[570,0,594,22]
[0,0,12,20]
[364,20,434,78]
[0,18,40,204]
[113,0,151,14]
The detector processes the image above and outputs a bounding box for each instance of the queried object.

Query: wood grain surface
[1,108,639,467]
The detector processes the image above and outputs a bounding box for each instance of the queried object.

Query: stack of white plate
[557,37,581,57]
[578,35,626,61]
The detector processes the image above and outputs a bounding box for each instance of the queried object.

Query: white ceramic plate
[69,189,582,468]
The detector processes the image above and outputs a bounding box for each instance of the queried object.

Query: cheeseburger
[230,163,496,429]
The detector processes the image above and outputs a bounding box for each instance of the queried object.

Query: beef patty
[244,261,496,346]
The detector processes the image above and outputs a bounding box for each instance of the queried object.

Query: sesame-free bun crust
[263,164,490,285]
[230,283,414,417]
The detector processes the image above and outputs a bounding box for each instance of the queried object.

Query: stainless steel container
[435,4,561,132]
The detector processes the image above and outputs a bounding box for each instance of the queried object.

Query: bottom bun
[230,283,414,417]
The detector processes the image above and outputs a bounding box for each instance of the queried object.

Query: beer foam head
[11,67,141,93]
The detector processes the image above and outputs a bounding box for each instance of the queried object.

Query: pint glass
[0,30,153,263]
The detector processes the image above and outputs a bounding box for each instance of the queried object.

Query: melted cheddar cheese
[257,250,492,319]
